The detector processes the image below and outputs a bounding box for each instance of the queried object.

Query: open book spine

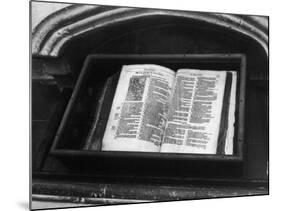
[100,64,175,152]
[160,69,227,154]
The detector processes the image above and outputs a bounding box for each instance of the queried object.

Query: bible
[86,64,237,155]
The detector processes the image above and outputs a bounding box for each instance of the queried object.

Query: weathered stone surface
[32,179,268,203]
[32,5,268,57]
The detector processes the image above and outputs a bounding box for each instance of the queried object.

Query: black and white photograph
[30,0,269,210]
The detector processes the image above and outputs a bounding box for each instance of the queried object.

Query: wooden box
[50,54,246,178]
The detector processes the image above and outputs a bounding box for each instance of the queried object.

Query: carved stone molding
[32,5,268,57]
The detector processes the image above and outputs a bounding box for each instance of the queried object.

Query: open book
[88,64,237,155]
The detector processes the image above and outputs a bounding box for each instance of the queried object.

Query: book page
[102,64,175,152]
[224,71,237,155]
[160,69,226,154]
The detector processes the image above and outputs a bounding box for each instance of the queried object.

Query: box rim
[50,53,246,162]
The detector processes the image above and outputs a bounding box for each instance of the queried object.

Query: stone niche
[32,4,268,205]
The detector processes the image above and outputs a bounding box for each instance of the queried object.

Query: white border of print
[1,0,277,211]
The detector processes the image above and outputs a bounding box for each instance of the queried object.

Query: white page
[161,69,226,154]
[101,64,175,152]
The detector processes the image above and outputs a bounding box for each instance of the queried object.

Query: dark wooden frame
[50,54,246,167]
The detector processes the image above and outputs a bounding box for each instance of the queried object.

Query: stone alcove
[32,4,268,204]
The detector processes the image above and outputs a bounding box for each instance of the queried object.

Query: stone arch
[32,5,268,57]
